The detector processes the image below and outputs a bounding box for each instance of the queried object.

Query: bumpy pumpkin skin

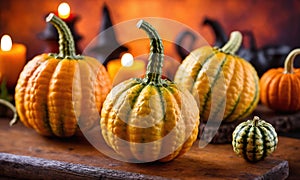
[232,116,278,162]
[101,79,199,162]
[100,20,199,163]
[174,32,259,123]
[15,14,112,137]
[260,49,300,113]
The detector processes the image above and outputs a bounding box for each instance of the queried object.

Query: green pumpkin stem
[0,99,18,126]
[220,31,242,55]
[252,116,260,126]
[284,49,300,74]
[46,13,81,59]
[136,20,164,84]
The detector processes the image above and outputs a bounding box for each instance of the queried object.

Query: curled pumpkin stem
[136,20,164,84]
[46,13,82,59]
[220,31,242,55]
[0,99,18,126]
[252,116,260,126]
[284,48,300,74]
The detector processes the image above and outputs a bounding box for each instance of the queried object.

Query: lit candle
[107,53,145,86]
[57,2,74,22]
[38,2,82,53]
[58,2,70,19]
[0,35,26,88]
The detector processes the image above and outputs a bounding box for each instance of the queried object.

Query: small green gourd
[232,116,278,162]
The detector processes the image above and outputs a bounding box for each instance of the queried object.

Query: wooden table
[0,117,299,180]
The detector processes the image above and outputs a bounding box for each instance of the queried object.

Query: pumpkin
[232,116,278,162]
[100,20,199,163]
[14,13,112,137]
[260,49,300,112]
[174,31,259,123]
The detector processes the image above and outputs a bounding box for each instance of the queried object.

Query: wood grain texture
[0,153,166,180]
[0,118,293,179]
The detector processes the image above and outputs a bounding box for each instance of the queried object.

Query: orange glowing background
[0,0,299,62]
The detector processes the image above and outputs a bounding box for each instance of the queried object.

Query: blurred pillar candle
[107,53,145,86]
[0,35,26,88]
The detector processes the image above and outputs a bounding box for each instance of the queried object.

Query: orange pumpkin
[260,49,300,112]
[14,14,112,137]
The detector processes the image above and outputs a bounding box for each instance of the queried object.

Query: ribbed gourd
[174,31,259,123]
[260,49,300,112]
[232,116,278,162]
[15,13,112,137]
[100,20,199,163]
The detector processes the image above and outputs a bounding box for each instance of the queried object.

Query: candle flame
[58,2,71,19]
[121,53,134,67]
[1,35,12,51]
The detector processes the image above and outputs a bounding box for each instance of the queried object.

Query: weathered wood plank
[0,118,291,179]
[0,153,166,180]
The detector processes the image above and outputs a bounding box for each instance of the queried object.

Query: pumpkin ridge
[128,83,148,110]
[42,103,52,135]
[26,59,59,136]
[127,85,162,140]
[151,86,167,160]
[174,46,214,90]
[158,86,186,161]
[101,80,142,149]
[291,76,300,110]
[262,124,278,148]
[155,86,166,122]
[223,95,241,122]
[269,73,282,110]
[15,56,46,128]
[127,85,164,161]
[236,66,260,120]
[222,55,243,122]
[242,126,251,162]
[251,126,258,162]
[102,80,141,122]
[261,70,279,108]
[104,82,145,160]
[48,60,78,137]
[223,58,248,122]
[117,82,145,128]
[232,123,247,149]
[191,52,216,90]
[200,53,227,121]
[257,126,267,160]
[77,60,102,133]
[278,75,292,110]
[82,57,104,111]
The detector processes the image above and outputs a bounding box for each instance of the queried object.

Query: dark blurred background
[1,0,299,61]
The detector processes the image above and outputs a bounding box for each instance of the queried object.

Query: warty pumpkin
[100,20,199,163]
[232,116,278,162]
[15,13,112,137]
[174,31,259,123]
[260,48,300,112]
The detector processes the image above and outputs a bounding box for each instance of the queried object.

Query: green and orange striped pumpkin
[100,20,199,162]
[174,31,259,123]
[14,13,112,137]
[232,116,278,162]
